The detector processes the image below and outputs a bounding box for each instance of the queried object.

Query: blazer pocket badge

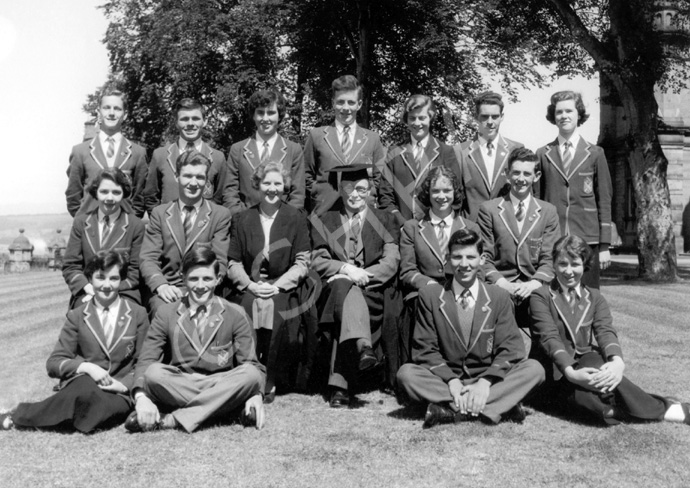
[125,340,135,358]
[217,349,230,367]
[583,176,594,195]
[486,335,494,354]
[203,182,214,199]
[527,238,543,262]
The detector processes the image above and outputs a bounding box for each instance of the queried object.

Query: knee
[236,363,264,390]
[396,363,418,388]
[523,359,546,383]
[143,362,171,386]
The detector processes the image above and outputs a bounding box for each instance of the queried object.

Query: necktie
[568,288,579,313]
[101,215,111,247]
[342,125,352,163]
[460,288,472,310]
[486,141,494,157]
[515,201,525,222]
[414,141,423,172]
[458,288,473,342]
[436,220,448,258]
[106,137,115,159]
[102,307,114,347]
[183,205,196,241]
[349,213,361,263]
[562,141,573,172]
[186,142,196,153]
[193,305,208,341]
[260,141,270,163]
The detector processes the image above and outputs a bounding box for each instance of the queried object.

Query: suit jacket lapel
[243,139,261,170]
[197,298,225,357]
[467,140,492,192]
[323,126,347,165]
[439,285,468,350]
[114,138,133,169]
[84,212,100,254]
[83,302,111,359]
[418,137,440,180]
[549,285,592,348]
[497,197,520,243]
[108,300,133,353]
[185,200,212,253]
[175,303,203,355]
[517,198,542,245]
[167,143,180,180]
[90,137,108,171]
[419,218,445,266]
[164,202,186,256]
[274,136,288,164]
[105,211,130,249]
[493,136,511,185]
[467,282,492,352]
[544,140,569,180]
[348,127,369,164]
[568,138,592,176]
[401,144,418,177]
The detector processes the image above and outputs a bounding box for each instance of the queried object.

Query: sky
[0,2,599,217]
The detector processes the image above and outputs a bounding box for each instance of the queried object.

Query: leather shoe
[329,389,350,408]
[602,406,622,425]
[423,403,456,429]
[124,411,143,433]
[502,403,527,423]
[0,412,14,431]
[358,346,377,371]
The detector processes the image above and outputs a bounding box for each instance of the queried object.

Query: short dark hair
[331,75,362,100]
[99,83,128,111]
[175,149,211,176]
[84,250,129,281]
[87,168,133,200]
[552,235,593,271]
[417,166,463,209]
[545,90,590,126]
[251,161,292,191]
[248,89,286,121]
[473,91,504,116]
[448,228,484,255]
[506,147,541,173]
[401,94,436,124]
[181,247,220,276]
[174,98,206,118]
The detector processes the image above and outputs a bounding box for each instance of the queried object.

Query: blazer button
[438,268,443,273]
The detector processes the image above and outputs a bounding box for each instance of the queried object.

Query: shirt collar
[256,132,278,147]
[335,120,357,135]
[452,277,479,302]
[556,279,582,299]
[178,198,203,213]
[94,296,120,314]
[188,296,215,317]
[98,208,121,224]
[178,138,202,152]
[428,209,453,227]
[98,131,123,147]
[478,134,500,148]
[557,130,580,150]
[509,192,531,210]
[410,134,430,149]
[344,206,367,222]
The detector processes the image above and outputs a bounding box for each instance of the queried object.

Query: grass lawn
[1,270,690,487]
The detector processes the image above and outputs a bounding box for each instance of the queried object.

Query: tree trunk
[355,0,372,128]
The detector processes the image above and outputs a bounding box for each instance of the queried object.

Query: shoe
[602,406,622,425]
[124,411,143,432]
[0,412,14,431]
[264,387,276,405]
[502,403,527,424]
[329,389,350,408]
[422,403,456,429]
[358,346,377,371]
[241,406,257,428]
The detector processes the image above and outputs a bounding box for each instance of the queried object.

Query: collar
[410,134,430,149]
[188,295,216,316]
[178,138,202,152]
[452,277,479,302]
[556,279,582,299]
[429,209,453,227]
[98,208,121,224]
[509,192,531,210]
[478,134,500,148]
[256,132,278,147]
[94,296,121,315]
[335,120,357,135]
[178,198,203,213]
[98,131,123,147]
[344,206,367,222]
[557,131,580,149]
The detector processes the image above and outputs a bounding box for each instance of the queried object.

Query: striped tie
[486,141,494,156]
[185,142,195,153]
[183,205,195,242]
[342,125,352,163]
[102,307,114,347]
[101,215,111,247]
[348,213,361,263]
[106,137,115,159]
[562,141,573,173]
[436,220,448,258]
[261,141,270,163]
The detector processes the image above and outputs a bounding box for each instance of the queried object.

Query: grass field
[1,270,690,487]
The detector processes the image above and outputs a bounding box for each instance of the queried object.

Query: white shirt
[178,138,202,153]
[98,131,123,167]
[557,279,582,302]
[557,131,581,160]
[410,134,430,159]
[178,199,203,228]
[509,192,532,233]
[452,278,479,309]
[478,135,499,180]
[428,209,453,243]
[256,132,278,159]
[344,206,367,234]
[335,120,358,146]
[94,297,121,345]
[259,207,278,258]
[97,208,121,244]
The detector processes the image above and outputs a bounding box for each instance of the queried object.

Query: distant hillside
[0,214,73,256]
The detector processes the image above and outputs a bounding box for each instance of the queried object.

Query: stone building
[8,229,33,273]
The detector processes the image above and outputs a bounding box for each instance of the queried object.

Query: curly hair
[401,94,436,125]
[248,89,286,121]
[87,167,132,200]
[251,160,292,192]
[84,250,129,280]
[552,235,593,272]
[175,149,211,176]
[545,90,590,126]
[417,166,463,209]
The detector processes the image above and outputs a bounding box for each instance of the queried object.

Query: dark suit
[140,200,231,299]
[304,124,385,215]
[530,282,668,423]
[133,296,265,432]
[454,135,523,222]
[397,281,544,423]
[478,196,560,285]
[62,208,145,306]
[13,299,149,432]
[378,137,459,227]
[144,141,227,215]
[225,136,305,215]
[65,135,148,218]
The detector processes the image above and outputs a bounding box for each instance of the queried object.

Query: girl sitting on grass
[530,235,690,425]
[1,250,148,433]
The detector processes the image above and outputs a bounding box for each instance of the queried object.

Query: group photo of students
[3,73,690,435]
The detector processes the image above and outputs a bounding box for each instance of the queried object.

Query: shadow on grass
[602,261,690,285]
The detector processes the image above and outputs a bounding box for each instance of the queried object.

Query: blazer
[310,203,400,288]
[140,200,231,291]
[378,136,459,227]
[65,134,148,218]
[225,136,306,216]
[536,138,612,245]
[227,203,311,291]
[413,280,525,383]
[62,208,145,303]
[454,135,524,222]
[46,298,149,391]
[400,212,480,296]
[144,141,227,215]
[133,296,266,390]
[477,195,560,284]
[304,124,385,215]
[530,281,623,380]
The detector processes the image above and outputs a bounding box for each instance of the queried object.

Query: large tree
[481,0,690,281]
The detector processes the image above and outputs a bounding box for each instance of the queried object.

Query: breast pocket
[481,328,495,355]
[527,237,543,263]
[209,340,236,367]
[578,171,595,197]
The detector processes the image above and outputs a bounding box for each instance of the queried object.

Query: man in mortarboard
[310,164,401,407]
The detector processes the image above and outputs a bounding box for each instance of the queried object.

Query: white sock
[664,403,686,423]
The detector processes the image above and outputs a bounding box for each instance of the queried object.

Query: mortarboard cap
[326,163,373,182]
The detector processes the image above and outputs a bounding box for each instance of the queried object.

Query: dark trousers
[582,244,601,289]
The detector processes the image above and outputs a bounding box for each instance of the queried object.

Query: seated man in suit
[477,148,560,334]
[126,248,265,433]
[144,98,227,216]
[310,165,400,407]
[225,88,305,216]
[378,94,459,228]
[304,75,385,215]
[397,229,544,428]
[140,150,232,317]
[454,91,524,222]
[66,84,148,218]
